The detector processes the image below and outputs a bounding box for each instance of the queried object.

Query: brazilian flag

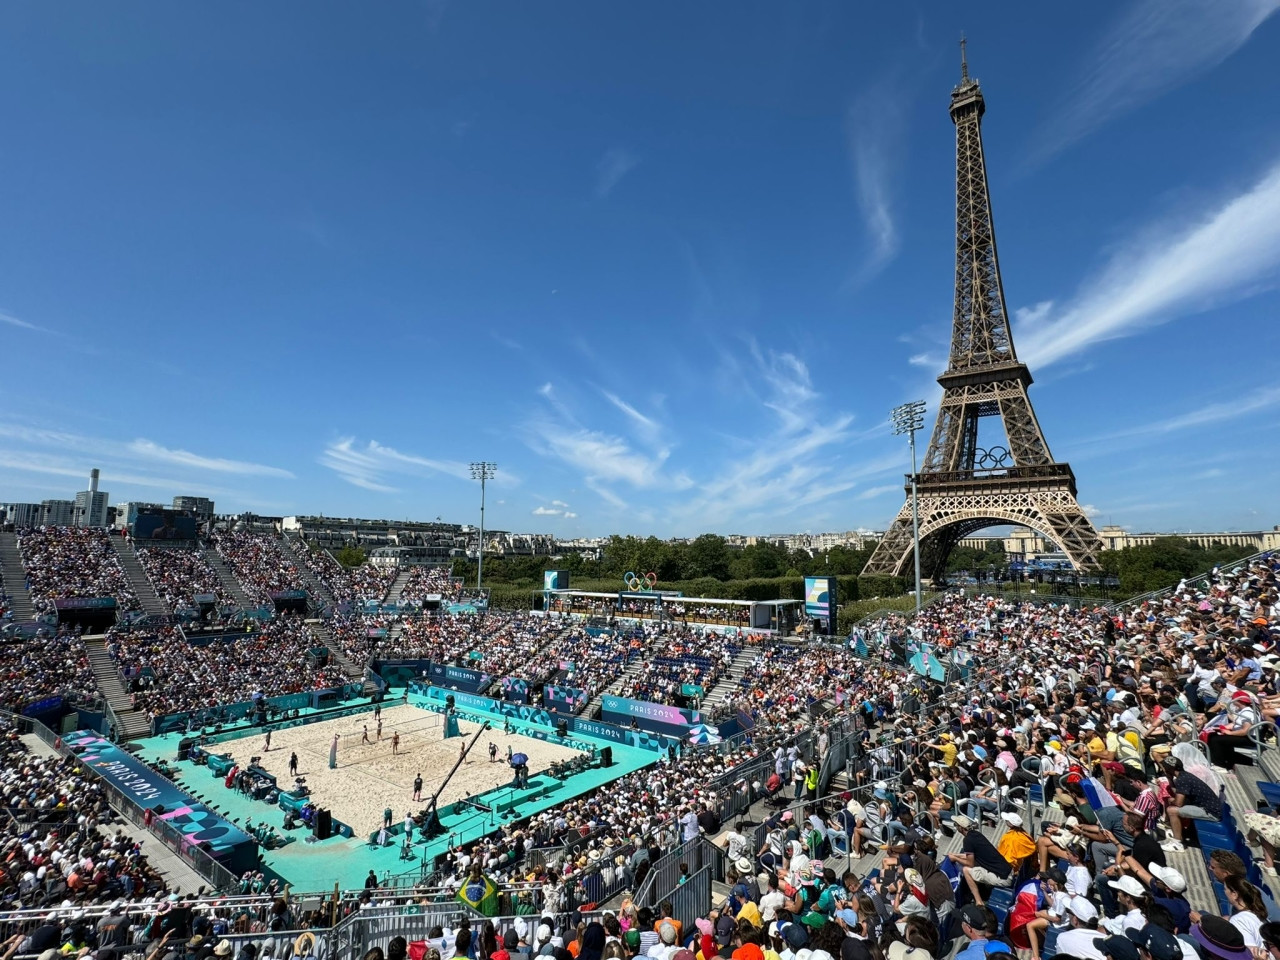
[458,874,499,916]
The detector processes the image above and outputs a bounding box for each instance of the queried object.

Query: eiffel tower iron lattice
[862,45,1103,580]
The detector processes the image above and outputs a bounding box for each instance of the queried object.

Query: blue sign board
[62,731,256,870]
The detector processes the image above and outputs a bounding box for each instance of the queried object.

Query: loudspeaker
[600,747,613,768]
[177,738,195,762]
[556,719,568,738]
[314,808,332,840]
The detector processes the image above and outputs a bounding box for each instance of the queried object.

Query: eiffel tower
[862,44,1103,580]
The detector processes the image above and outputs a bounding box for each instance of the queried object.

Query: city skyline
[1,3,1278,537]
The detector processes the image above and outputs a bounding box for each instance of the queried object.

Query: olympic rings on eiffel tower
[974,446,1011,469]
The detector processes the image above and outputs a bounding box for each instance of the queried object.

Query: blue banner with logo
[428,663,492,692]
[600,695,708,739]
[62,731,256,870]
[414,685,669,753]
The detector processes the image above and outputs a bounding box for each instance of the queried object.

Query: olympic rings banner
[622,571,658,592]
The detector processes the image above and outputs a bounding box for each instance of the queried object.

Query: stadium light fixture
[890,400,927,614]
[469,462,497,593]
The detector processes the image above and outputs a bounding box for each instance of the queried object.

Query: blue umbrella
[511,753,528,766]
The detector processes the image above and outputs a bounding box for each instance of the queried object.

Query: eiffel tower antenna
[862,48,1103,581]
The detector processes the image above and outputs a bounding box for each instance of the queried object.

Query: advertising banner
[416,686,669,752]
[54,597,117,610]
[600,694,709,740]
[428,663,492,693]
[62,731,255,869]
[500,677,529,703]
[804,576,838,635]
[542,684,586,714]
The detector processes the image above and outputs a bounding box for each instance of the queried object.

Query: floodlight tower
[890,401,927,613]
[469,462,497,593]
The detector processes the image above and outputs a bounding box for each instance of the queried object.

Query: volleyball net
[331,713,445,764]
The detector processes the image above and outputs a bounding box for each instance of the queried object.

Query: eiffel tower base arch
[861,480,1103,581]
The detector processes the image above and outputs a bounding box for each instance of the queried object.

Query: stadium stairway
[702,647,758,711]
[385,567,414,605]
[0,532,36,621]
[83,636,152,740]
[201,545,255,608]
[311,620,375,692]
[281,535,339,610]
[582,656,651,719]
[110,537,170,616]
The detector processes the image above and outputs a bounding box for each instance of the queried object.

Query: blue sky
[2,1,1279,538]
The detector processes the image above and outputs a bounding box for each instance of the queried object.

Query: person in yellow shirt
[996,812,1037,874]
[927,732,958,768]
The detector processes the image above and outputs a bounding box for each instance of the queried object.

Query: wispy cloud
[491,332,522,351]
[1016,158,1280,369]
[907,352,936,368]
[532,501,578,519]
[857,483,901,501]
[0,423,289,498]
[535,425,679,491]
[0,310,50,334]
[319,438,482,493]
[1106,385,1280,440]
[1032,0,1280,161]
[599,389,660,444]
[128,439,293,478]
[595,148,641,199]
[846,77,908,281]
[525,342,886,529]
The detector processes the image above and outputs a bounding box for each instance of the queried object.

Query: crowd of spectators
[397,567,460,606]
[107,616,348,721]
[17,527,138,615]
[616,629,742,706]
[383,613,566,679]
[135,546,235,612]
[295,548,397,607]
[0,629,97,711]
[0,717,172,909]
[648,554,1279,960]
[522,625,648,699]
[666,602,752,627]
[5,519,1280,960]
[211,533,307,606]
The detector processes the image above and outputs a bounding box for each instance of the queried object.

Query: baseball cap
[1148,863,1187,893]
[1067,897,1098,922]
[1099,936,1140,960]
[782,924,808,950]
[834,908,858,928]
[1108,875,1146,897]
[1127,924,1180,960]
[957,904,987,930]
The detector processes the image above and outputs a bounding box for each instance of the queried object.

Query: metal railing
[1116,548,1274,611]
[8,709,241,893]
[633,835,724,911]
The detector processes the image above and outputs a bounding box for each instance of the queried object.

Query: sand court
[210,703,585,833]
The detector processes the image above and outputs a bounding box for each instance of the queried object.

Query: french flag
[1007,878,1044,950]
